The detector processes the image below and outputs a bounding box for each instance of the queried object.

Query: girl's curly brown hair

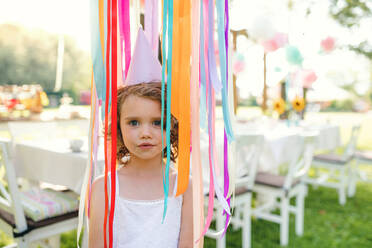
[113,82,178,165]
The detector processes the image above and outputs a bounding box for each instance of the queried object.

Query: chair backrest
[343,124,361,159]
[200,132,264,194]
[0,141,27,233]
[233,133,264,190]
[284,133,317,190]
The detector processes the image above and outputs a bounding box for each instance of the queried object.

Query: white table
[201,121,341,173]
[238,122,341,171]
[14,139,104,193]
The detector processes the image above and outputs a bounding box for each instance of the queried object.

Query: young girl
[89,82,193,248]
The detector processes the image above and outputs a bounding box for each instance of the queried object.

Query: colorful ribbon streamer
[84,1,238,247]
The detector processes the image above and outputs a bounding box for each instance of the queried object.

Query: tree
[329,0,372,60]
[0,24,90,102]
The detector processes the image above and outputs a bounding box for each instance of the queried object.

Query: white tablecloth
[200,121,341,173]
[14,139,104,193]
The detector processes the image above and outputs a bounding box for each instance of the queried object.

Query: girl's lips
[138,143,154,149]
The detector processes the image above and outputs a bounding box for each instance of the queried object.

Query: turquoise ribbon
[89,0,107,121]
[216,0,234,142]
[160,0,168,222]
[163,0,174,222]
[160,0,174,222]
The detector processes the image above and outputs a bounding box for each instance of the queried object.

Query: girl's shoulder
[91,174,106,197]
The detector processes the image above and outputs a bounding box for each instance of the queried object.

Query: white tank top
[111,170,183,248]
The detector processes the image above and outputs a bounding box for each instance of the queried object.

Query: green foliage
[0,24,91,99]
[348,41,372,60]
[329,0,372,28]
[322,99,354,112]
[239,96,258,107]
[329,0,372,60]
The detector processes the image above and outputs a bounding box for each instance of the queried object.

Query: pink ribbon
[145,0,159,57]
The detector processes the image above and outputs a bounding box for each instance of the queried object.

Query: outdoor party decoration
[0,84,49,121]
[301,69,318,88]
[233,52,245,74]
[292,96,306,112]
[79,0,236,247]
[273,98,286,115]
[249,15,276,41]
[286,45,304,65]
[260,31,288,112]
[262,39,279,53]
[262,32,288,53]
[320,36,335,53]
[272,32,289,48]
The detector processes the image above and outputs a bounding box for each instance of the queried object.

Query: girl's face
[120,95,165,162]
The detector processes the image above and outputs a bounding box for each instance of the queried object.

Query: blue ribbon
[216,0,234,142]
[89,0,107,121]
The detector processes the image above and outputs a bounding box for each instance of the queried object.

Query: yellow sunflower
[292,96,305,112]
[273,98,286,115]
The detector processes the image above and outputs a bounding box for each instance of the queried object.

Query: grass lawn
[1,110,372,247]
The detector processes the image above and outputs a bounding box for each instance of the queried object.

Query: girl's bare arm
[178,178,194,248]
[89,176,106,248]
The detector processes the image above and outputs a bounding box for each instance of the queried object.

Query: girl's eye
[129,120,139,126]
[153,120,161,126]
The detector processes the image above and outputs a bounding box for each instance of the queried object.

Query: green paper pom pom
[285,46,303,65]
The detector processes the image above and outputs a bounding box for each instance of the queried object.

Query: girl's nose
[140,125,152,138]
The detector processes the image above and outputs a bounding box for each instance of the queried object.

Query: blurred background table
[14,139,104,193]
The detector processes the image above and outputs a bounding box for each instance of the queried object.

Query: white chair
[0,141,78,247]
[304,125,361,205]
[347,150,372,196]
[229,133,264,248]
[251,133,316,247]
[204,133,264,248]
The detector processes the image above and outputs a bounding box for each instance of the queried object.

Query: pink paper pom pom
[262,39,279,52]
[302,70,317,88]
[321,37,335,52]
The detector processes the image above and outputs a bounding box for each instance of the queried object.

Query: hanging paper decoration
[286,45,303,65]
[262,39,279,52]
[78,0,236,247]
[320,36,335,53]
[233,53,245,74]
[273,32,288,47]
[262,32,288,53]
[275,66,282,72]
[301,69,317,88]
[250,16,276,41]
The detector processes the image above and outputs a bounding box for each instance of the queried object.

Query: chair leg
[295,186,305,236]
[339,167,347,205]
[242,195,252,248]
[16,238,28,248]
[313,168,319,189]
[47,235,60,248]
[303,180,309,197]
[280,196,289,246]
[348,162,357,197]
[216,207,226,248]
